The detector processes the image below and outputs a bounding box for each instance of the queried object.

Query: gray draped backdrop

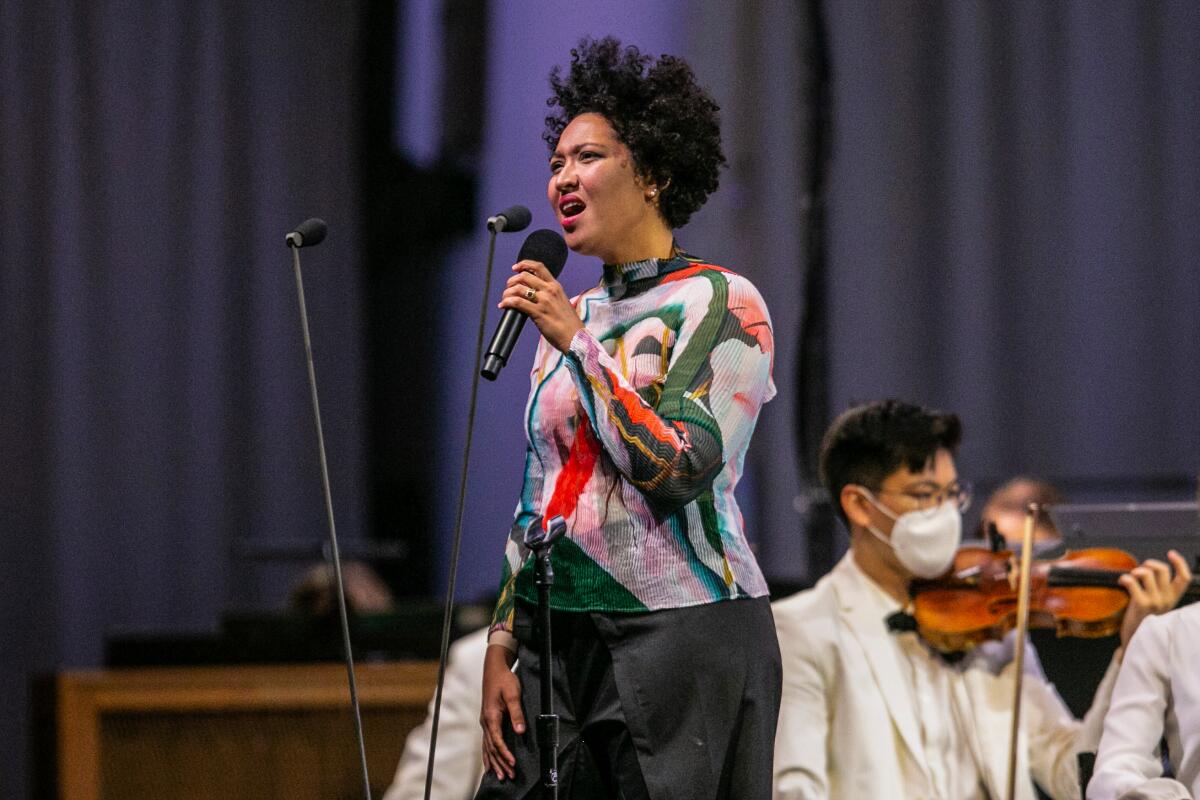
[2,1,1197,797]
[1,4,365,795]
[822,1,1200,489]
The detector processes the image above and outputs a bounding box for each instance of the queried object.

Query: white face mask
[861,491,962,579]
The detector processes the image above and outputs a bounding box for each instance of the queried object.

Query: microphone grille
[296,218,327,245]
[517,229,568,278]
[496,205,531,232]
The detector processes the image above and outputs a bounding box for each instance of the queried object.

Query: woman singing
[477,37,780,799]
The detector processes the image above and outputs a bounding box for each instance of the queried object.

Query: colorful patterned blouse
[490,252,776,634]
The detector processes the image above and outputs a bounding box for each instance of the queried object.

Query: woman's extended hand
[479,643,525,781]
[499,259,584,353]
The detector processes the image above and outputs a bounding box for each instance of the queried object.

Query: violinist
[771,399,1191,800]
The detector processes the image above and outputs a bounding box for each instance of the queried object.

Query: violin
[908,546,1200,654]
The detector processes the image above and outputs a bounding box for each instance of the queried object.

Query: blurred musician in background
[772,400,1191,800]
[979,476,1065,549]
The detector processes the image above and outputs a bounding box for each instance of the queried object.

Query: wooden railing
[43,661,440,800]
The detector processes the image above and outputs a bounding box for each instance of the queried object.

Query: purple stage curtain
[0,3,366,795]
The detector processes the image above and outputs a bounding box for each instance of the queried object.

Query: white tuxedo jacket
[773,553,1118,800]
[383,628,487,800]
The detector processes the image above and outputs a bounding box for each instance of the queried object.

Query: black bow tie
[886,611,968,664]
[885,610,918,633]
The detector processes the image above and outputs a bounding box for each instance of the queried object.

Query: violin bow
[1005,503,1039,800]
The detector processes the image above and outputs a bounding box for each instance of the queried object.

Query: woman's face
[547,112,667,263]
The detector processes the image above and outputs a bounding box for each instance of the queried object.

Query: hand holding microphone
[481,229,570,379]
[499,242,579,353]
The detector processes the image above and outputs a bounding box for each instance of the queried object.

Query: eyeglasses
[870,480,973,515]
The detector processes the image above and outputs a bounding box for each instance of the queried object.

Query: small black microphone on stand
[487,204,532,234]
[285,217,328,248]
[284,217,373,800]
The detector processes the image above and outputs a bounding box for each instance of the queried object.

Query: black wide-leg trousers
[474,596,781,800]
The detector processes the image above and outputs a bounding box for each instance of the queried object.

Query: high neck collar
[600,247,692,294]
[602,256,666,288]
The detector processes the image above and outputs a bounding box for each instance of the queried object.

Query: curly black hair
[544,37,725,230]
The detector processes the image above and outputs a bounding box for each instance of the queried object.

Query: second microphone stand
[523,514,568,797]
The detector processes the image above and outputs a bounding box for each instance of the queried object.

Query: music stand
[1047,501,1200,567]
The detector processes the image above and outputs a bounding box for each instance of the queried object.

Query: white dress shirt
[857,561,987,800]
[1088,603,1200,800]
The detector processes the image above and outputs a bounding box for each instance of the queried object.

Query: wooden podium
[46,661,439,800]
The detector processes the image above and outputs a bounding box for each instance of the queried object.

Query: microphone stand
[423,227,501,800]
[287,238,373,800]
[524,515,567,797]
[423,207,532,796]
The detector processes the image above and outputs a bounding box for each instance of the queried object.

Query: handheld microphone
[285,217,328,248]
[480,229,568,380]
[486,205,532,233]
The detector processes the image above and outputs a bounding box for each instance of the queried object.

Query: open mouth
[559,196,585,222]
